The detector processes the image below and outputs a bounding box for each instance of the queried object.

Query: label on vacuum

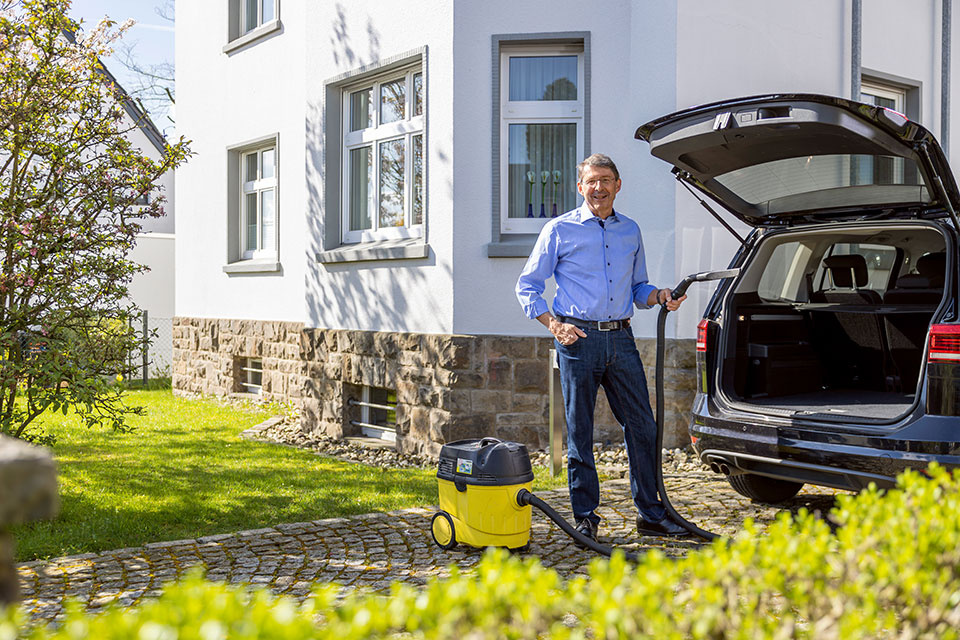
[456,458,473,474]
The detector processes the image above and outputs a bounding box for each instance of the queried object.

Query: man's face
[577,165,621,217]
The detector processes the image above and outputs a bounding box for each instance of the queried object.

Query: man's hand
[537,312,587,346]
[648,288,687,312]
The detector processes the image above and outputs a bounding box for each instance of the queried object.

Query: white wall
[303,1,456,334]
[125,122,175,235]
[129,233,175,319]
[175,0,306,322]
[176,0,960,340]
[449,0,680,340]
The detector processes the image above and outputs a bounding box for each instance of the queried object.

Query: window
[239,357,263,394]
[241,0,275,35]
[341,66,424,244]
[861,82,906,113]
[241,146,277,259]
[225,0,281,53]
[499,44,584,234]
[859,81,910,185]
[225,134,280,273]
[350,386,397,442]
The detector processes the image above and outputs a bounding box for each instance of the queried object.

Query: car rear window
[715,154,931,214]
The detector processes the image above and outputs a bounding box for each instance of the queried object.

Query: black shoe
[574,518,598,549]
[637,514,690,537]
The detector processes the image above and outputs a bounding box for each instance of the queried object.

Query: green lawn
[11,389,565,561]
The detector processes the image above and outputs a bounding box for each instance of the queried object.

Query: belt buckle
[597,320,616,331]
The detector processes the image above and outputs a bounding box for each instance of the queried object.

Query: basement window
[240,357,263,394]
[350,386,397,441]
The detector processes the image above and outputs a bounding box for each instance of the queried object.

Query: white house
[173,0,959,454]
[105,67,177,379]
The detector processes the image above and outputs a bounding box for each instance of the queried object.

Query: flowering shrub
[0,0,190,442]
[3,465,960,638]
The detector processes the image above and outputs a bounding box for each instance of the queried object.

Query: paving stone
[13,473,842,623]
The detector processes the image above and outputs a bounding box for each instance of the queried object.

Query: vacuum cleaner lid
[437,437,534,486]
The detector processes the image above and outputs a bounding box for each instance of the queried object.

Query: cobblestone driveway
[17,471,842,623]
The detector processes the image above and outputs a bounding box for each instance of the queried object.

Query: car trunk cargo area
[718,223,948,421]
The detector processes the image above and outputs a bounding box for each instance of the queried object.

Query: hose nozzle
[670,268,741,300]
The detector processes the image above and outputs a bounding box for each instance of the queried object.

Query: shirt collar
[578,203,618,225]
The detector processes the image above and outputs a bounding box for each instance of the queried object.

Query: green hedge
[4,465,960,639]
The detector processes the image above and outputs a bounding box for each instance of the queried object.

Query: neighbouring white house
[102,65,176,379]
[173,0,960,454]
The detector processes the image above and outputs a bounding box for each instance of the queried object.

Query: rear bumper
[689,393,960,491]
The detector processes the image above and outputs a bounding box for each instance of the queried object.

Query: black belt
[558,316,630,331]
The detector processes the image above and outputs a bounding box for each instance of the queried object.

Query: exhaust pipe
[719,463,730,475]
[709,462,722,474]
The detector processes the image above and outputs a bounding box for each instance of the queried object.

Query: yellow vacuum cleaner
[431,437,533,551]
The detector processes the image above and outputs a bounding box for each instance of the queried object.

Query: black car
[637,94,960,503]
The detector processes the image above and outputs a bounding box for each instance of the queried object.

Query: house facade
[174,0,960,454]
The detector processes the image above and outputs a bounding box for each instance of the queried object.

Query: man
[515,153,689,543]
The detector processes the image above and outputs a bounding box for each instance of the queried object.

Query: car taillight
[696,318,709,352]
[928,324,960,362]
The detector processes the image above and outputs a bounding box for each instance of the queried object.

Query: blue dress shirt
[516,204,658,321]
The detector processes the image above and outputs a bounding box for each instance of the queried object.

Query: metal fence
[128,312,173,383]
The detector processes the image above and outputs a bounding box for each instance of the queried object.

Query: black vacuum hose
[516,488,640,561]
[654,269,738,541]
[654,303,719,542]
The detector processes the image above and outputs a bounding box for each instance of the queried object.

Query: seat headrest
[893,274,931,289]
[916,252,946,288]
[823,254,869,288]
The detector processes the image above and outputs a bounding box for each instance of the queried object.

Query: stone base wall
[172,318,305,402]
[173,317,697,457]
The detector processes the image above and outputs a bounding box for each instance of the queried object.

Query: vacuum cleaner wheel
[431,511,457,549]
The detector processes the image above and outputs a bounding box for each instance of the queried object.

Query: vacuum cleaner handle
[670,268,740,300]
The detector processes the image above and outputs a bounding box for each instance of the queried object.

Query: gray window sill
[223,259,281,274]
[317,238,429,264]
[223,19,282,54]
[486,237,537,257]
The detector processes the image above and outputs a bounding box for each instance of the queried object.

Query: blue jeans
[555,325,666,525]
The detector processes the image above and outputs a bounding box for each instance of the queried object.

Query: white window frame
[861,81,907,113]
[240,145,278,260]
[241,0,276,35]
[240,357,263,394]
[499,44,584,235]
[341,65,425,245]
[350,386,397,442]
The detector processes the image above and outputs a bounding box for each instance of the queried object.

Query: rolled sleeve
[516,224,558,319]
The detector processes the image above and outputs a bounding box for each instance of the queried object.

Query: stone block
[395,380,419,405]
[494,424,542,448]
[514,359,548,393]
[398,366,434,386]
[484,336,535,359]
[397,350,421,368]
[512,392,544,413]
[440,412,492,442]
[495,412,548,427]
[439,389,472,413]
[0,436,59,527]
[0,436,58,607]
[373,332,399,358]
[485,359,512,390]
[339,330,375,355]
[423,335,473,369]
[470,389,511,414]
[536,337,557,358]
[395,332,421,351]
